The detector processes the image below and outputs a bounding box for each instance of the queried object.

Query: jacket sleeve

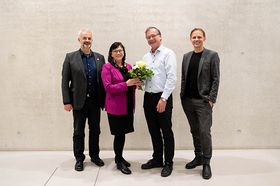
[180,54,187,99]
[61,54,72,105]
[101,64,128,94]
[209,52,220,103]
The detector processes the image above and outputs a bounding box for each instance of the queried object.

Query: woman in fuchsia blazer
[101,42,140,175]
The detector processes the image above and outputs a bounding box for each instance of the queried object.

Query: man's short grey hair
[78,29,92,37]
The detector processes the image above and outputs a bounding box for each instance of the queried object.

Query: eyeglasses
[112,49,124,53]
[146,34,160,40]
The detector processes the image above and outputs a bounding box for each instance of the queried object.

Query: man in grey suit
[62,29,105,171]
[180,28,220,179]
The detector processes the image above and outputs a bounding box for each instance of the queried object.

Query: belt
[145,92,162,95]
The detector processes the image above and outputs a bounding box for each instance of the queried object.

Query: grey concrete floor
[0,150,279,186]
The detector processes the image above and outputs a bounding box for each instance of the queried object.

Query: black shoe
[121,158,131,167]
[202,164,212,179]
[91,157,105,167]
[75,161,84,171]
[141,159,163,169]
[115,157,131,167]
[185,156,202,169]
[117,162,132,175]
[161,162,173,177]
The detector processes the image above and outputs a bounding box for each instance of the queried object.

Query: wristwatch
[161,97,167,102]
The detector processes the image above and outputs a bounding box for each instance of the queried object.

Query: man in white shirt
[141,26,177,177]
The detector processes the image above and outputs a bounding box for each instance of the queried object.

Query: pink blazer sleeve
[101,63,128,94]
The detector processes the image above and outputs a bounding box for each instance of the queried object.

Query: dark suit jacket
[61,49,105,110]
[180,48,220,103]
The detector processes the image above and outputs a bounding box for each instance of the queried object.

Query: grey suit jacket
[180,48,220,103]
[61,50,105,110]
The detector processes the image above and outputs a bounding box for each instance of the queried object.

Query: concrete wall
[0,0,279,150]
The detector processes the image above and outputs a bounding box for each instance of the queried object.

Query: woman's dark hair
[108,42,126,65]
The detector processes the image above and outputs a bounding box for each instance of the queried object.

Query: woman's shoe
[121,158,131,167]
[117,162,132,175]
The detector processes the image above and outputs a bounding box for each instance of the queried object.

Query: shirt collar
[79,49,93,57]
[150,45,163,54]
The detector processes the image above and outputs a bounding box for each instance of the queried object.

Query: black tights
[114,134,125,163]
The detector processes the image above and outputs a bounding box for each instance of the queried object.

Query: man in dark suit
[180,28,220,179]
[62,29,105,171]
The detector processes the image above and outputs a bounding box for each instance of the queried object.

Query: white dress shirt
[143,45,177,100]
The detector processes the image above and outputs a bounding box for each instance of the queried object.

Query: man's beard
[83,43,91,49]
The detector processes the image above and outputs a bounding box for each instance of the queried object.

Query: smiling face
[190,30,206,52]
[111,46,124,64]
[78,31,92,52]
[145,28,161,52]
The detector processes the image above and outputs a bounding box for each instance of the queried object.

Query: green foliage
[128,66,154,80]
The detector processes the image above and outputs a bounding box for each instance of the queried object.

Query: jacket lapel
[184,53,192,80]
[75,50,86,79]
[93,52,101,83]
[197,48,208,78]
[110,63,124,81]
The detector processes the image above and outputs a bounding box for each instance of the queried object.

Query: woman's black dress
[107,66,134,135]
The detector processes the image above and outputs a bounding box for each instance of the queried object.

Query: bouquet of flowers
[129,61,154,90]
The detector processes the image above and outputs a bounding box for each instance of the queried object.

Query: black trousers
[181,98,212,164]
[72,97,101,162]
[143,92,174,163]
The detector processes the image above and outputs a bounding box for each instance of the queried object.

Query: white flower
[135,60,147,68]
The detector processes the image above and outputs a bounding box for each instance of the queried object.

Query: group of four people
[61,26,220,179]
